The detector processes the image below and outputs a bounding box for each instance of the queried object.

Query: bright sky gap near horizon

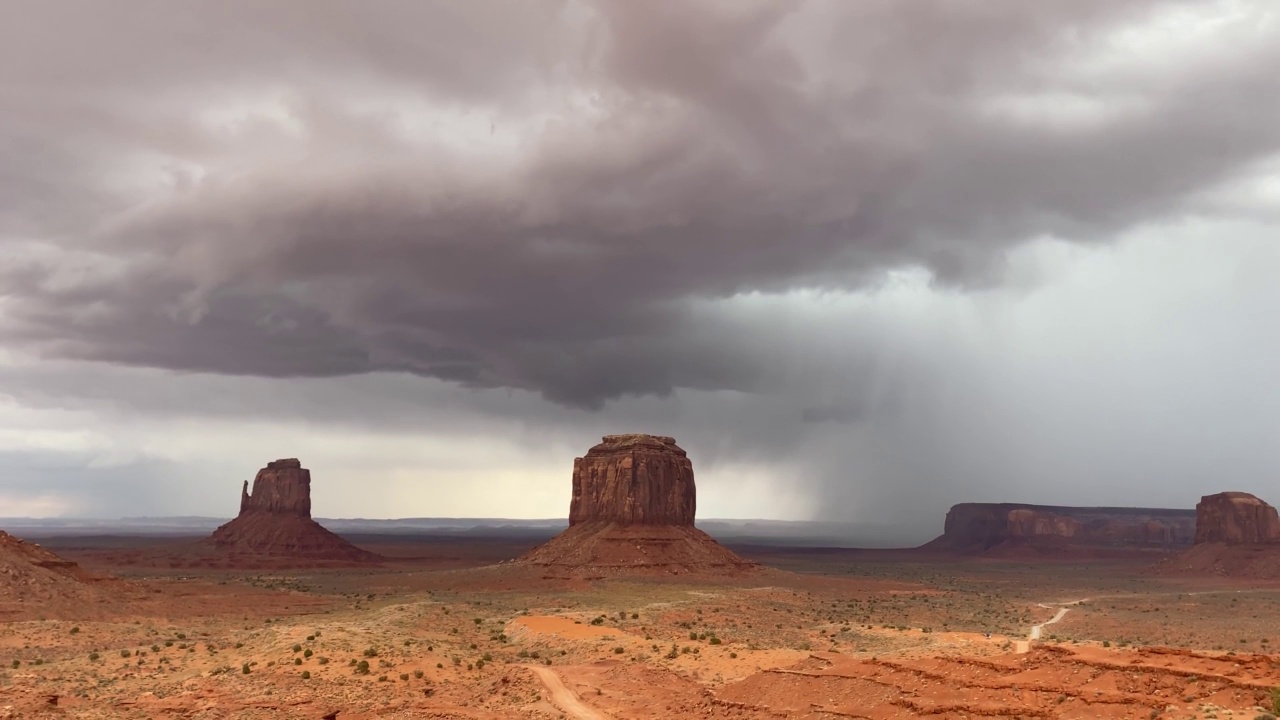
[1,1,1278,544]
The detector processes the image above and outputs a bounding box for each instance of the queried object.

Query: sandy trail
[528,665,612,720]
[1015,599,1085,653]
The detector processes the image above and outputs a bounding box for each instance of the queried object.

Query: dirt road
[528,665,612,720]
[1016,601,1082,653]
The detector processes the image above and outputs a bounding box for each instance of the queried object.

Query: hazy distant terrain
[0,517,923,548]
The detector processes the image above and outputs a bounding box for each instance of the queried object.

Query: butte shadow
[518,434,758,578]
[203,458,382,566]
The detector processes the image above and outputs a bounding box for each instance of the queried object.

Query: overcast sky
[1,1,1278,542]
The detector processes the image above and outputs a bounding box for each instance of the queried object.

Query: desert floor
[3,535,1280,719]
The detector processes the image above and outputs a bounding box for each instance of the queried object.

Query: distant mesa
[923,502,1197,555]
[206,458,380,563]
[1159,491,1280,578]
[521,434,757,576]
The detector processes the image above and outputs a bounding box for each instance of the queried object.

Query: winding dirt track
[1016,599,1085,653]
[528,665,611,720]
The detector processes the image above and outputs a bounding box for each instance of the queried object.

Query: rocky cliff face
[1194,492,1280,545]
[238,458,312,517]
[208,459,378,563]
[929,503,1197,552]
[569,434,696,526]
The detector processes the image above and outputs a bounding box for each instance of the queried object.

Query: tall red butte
[521,434,755,576]
[207,459,379,563]
[1160,491,1280,578]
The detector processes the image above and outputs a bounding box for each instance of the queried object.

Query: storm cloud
[1,1,1278,536]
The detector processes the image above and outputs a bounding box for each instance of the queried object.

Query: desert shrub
[241,663,250,674]
[356,660,370,675]
[613,647,624,654]
[292,644,302,653]
[708,637,722,645]
[399,673,409,681]
[9,660,17,669]
[362,647,378,657]
[301,670,310,679]
[729,652,737,659]
[120,650,131,658]
[150,645,160,653]
[689,631,698,641]
[88,653,99,661]
[317,657,329,665]
[176,633,186,640]
[436,663,443,668]
[293,658,302,666]
[70,626,80,634]
[303,649,313,658]
[378,674,388,681]
[473,618,482,626]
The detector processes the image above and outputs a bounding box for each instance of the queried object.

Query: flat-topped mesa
[929,503,1197,552]
[1195,492,1280,545]
[521,434,756,576]
[238,458,311,517]
[569,434,696,527]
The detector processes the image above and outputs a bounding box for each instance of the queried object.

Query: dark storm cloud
[2,0,1279,407]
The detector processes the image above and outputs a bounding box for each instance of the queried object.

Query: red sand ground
[3,534,1280,719]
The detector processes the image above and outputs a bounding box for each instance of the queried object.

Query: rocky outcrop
[926,503,1197,553]
[207,459,379,564]
[1,530,98,605]
[1193,492,1280,545]
[569,434,696,526]
[522,434,755,576]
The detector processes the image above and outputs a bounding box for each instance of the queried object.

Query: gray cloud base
[1,1,1279,531]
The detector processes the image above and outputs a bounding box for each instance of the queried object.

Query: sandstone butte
[1193,491,1280,544]
[923,502,1197,554]
[1159,491,1280,578]
[206,459,380,563]
[521,434,756,576]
